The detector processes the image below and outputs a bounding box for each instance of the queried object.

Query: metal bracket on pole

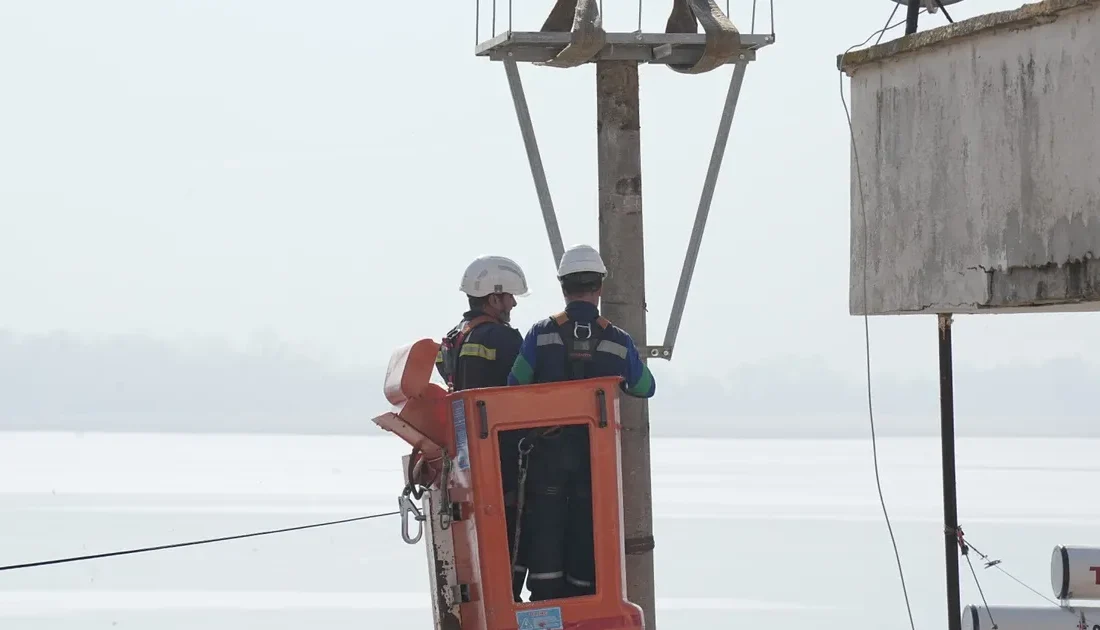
[648,60,749,361]
[503,59,566,268]
[643,345,673,360]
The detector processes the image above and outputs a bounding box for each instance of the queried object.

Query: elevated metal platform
[475,31,774,65]
[472,3,777,360]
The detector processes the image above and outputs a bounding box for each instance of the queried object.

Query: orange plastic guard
[446,376,643,630]
[383,339,440,405]
[372,339,453,459]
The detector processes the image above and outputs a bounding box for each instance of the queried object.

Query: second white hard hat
[557,244,607,278]
[459,255,530,298]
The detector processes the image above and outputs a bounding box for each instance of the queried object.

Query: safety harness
[437,314,497,391]
[551,310,611,380]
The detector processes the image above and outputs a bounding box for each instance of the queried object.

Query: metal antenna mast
[475,0,775,627]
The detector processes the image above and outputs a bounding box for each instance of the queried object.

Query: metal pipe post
[938,313,961,630]
[905,0,922,34]
[595,60,656,630]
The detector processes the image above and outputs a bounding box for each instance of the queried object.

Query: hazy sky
[3,0,1096,386]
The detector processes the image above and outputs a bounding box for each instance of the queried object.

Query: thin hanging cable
[751,0,757,34]
[963,552,997,629]
[492,0,497,36]
[876,3,900,46]
[639,0,644,32]
[509,0,513,32]
[839,8,929,630]
[0,511,399,572]
[769,0,774,35]
[475,0,481,45]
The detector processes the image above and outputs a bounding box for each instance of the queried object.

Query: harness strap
[440,314,498,389]
[551,311,609,329]
[551,311,611,380]
[459,314,497,341]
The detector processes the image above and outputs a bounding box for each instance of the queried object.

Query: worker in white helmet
[434,254,530,601]
[436,254,529,389]
[506,244,656,602]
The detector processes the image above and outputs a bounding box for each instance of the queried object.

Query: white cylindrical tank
[1052,546,1100,600]
[963,605,1100,630]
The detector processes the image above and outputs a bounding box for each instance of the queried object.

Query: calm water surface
[0,432,1094,629]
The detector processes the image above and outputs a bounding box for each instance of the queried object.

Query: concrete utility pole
[476,2,775,627]
[595,60,655,620]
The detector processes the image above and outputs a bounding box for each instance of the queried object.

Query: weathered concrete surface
[839,0,1100,315]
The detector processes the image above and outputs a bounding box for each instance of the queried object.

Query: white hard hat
[557,244,607,278]
[459,255,530,298]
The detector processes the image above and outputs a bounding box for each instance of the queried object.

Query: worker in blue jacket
[434,254,530,602]
[507,243,656,602]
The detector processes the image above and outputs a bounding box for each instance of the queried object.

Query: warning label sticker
[515,606,564,630]
[451,399,470,471]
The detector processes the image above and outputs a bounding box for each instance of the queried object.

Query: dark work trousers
[499,430,528,601]
[522,426,596,601]
[562,427,595,597]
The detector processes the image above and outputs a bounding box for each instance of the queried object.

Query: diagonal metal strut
[503,59,566,267]
[647,61,749,360]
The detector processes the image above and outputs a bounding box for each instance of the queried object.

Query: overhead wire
[839,7,929,630]
[0,511,398,572]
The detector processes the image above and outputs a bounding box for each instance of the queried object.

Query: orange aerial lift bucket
[372,339,644,630]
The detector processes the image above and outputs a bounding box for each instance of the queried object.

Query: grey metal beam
[476,31,775,55]
[487,46,755,65]
[502,59,565,267]
[476,32,771,67]
[656,61,749,360]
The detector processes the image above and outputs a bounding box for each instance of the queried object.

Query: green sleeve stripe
[627,365,654,396]
[510,355,534,385]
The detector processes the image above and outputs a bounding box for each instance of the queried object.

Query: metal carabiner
[398,492,425,545]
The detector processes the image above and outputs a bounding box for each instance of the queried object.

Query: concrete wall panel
[840,0,1100,315]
